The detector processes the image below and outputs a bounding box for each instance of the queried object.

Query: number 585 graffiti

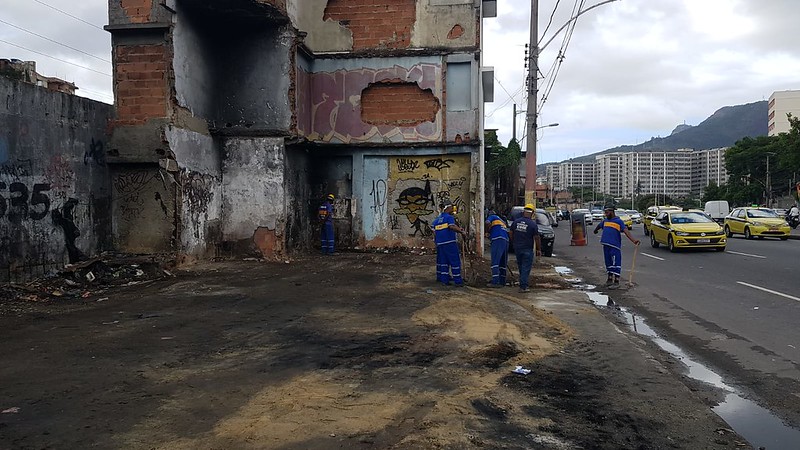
[0,182,51,221]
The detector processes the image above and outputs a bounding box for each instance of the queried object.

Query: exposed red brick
[120,0,152,24]
[113,44,168,124]
[253,227,281,258]
[361,82,440,127]
[323,0,416,50]
[448,24,464,39]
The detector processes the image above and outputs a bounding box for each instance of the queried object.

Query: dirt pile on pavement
[1,252,747,449]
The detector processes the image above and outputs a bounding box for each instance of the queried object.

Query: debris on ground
[0,253,175,307]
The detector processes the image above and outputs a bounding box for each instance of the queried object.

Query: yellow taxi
[723,207,791,240]
[649,210,726,252]
[643,205,681,236]
[618,211,634,229]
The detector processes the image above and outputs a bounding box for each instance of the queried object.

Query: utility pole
[524,0,539,206]
[512,103,517,141]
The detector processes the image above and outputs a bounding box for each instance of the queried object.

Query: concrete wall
[0,78,113,281]
[221,137,287,257]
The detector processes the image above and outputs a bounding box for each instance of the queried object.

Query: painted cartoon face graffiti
[393,180,434,237]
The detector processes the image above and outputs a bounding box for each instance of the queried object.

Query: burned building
[105,0,495,260]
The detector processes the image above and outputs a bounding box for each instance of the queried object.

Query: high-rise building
[768,90,800,135]
[547,148,729,200]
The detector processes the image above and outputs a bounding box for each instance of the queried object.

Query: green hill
[566,100,768,163]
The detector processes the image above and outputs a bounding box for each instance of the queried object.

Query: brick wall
[324,0,416,50]
[120,0,153,24]
[361,82,440,126]
[113,44,168,125]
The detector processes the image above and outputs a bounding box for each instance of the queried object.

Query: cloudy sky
[2,0,799,163]
[484,0,800,163]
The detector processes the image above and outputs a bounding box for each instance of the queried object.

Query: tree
[484,131,522,212]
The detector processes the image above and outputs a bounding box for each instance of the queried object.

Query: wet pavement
[554,264,800,449]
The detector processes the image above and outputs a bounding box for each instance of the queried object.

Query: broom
[627,242,640,288]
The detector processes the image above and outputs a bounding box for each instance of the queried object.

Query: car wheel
[650,233,659,248]
[744,228,752,240]
[716,246,726,252]
[668,235,677,252]
[724,225,732,237]
[643,226,649,236]
[780,237,788,241]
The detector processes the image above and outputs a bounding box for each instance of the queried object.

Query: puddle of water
[572,271,800,448]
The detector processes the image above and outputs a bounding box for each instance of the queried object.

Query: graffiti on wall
[113,170,160,220]
[297,63,442,144]
[83,138,106,166]
[392,180,434,237]
[366,154,470,240]
[51,198,86,263]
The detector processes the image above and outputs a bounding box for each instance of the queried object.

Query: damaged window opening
[361,82,440,127]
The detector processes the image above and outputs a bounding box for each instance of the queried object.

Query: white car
[573,208,593,225]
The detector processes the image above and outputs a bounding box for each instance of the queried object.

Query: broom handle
[628,242,640,285]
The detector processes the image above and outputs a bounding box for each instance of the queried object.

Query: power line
[0,39,112,77]
[540,0,562,45]
[31,0,106,32]
[0,19,111,64]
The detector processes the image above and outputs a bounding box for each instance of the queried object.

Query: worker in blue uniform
[593,205,639,289]
[485,208,509,288]
[432,201,466,286]
[318,193,335,254]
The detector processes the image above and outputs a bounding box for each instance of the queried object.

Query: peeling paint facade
[105,0,492,259]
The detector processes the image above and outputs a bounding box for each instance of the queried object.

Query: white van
[704,200,730,223]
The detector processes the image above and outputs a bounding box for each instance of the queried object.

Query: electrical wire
[31,0,106,32]
[538,0,585,115]
[540,0,562,45]
[0,19,111,64]
[0,39,112,77]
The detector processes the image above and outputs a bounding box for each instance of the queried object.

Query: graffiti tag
[396,158,420,173]
[113,171,158,198]
[369,179,387,213]
[424,158,454,171]
[0,164,31,178]
[389,215,400,230]
[84,138,106,166]
[0,182,51,222]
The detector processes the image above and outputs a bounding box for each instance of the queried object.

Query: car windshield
[669,212,714,224]
[747,209,778,218]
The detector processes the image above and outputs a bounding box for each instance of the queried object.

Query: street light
[524,0,619,206]
[765,151,776,207]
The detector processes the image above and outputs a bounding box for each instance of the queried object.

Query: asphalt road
[552,220,800,429]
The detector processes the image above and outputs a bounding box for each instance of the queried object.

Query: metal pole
[512,103,517,141]
[524,0,539,206]
[766,154,771,207]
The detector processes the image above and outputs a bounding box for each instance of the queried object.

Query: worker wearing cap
[509,204,541,293]
[485,208,509,288]
[432,201,466,286]
[593,205,639,289]
[318,194,335,255]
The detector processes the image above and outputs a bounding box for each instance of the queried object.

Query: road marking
[737,282,800,303]
[641,253,665,261]
[727,251,766,259]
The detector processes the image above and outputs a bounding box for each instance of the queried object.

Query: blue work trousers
[514,247,534,289]
[603,244,622,276]
[436,242,463,285]
[321,222,335,254]
[490,238,508,286]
